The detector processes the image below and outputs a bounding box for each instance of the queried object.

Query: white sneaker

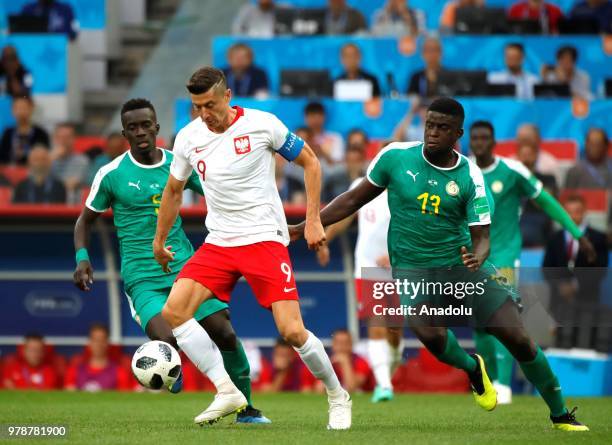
[327,390,352,430]
[493,382,512,405]
[194,391,247,425]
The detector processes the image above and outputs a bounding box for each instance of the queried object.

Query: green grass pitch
[1,391,611,444]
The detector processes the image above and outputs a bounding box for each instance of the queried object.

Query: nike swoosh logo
[283,287,296,293]
[195,146,207,153]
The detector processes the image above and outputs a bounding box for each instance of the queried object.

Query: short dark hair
[89,322,109,337]
[121,98,156,117]
[55,121,76,132]
[556,45,578,62]
[228,42,253,56]
[24,333,44,342]
[332,328,351,337]
[427,97,465,124]
[564,194,586,206]
[587,127,608,145]
[186,67,226,95]
[304,101,325,115]
[347,128,369,144]
[470,120,495,139]
[341,42,360,54]
[506,42,524,54]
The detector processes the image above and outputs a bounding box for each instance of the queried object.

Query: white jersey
[170,106,302,247]
[351,178,390,278]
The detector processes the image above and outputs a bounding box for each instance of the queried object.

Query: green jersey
[480,156,542,268]
[86,149,203,289]
[367,142,491,268]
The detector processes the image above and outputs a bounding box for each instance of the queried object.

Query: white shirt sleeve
[268,114,290,151]
[169,131,193,181]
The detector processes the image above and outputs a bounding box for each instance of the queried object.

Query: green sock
[473,329,498,381]
[519,347,566,417]
[220,341,252,407]
[494,339,514,386]
[436,329,477,373]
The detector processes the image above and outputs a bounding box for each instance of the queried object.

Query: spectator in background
[259,337,306,392]
[303,102,344,164]
[392,97,429,142]
[543,195,609,350]
[439,0,485,33]
[87,132,127,185]
[517,142,558,246]
[21,0,78,40]
[508,0,564,34]
[371,0,422,37]
[541,46,592,100]
[325,0,367,34]
[323,130,367,201]
[13,145,66,204]
[569,0,612,34]
[222,43,269,98]
[334,43,381,98]
[2,334,57,390]
[516,123,560,181]
[0,45,33,97]
[303,329,374,393]
[566,128,611,189]
[488,43,539,100]
[65,323,131,391]
[232,0,277,37]
[406,37,446,100]
[50,122,89,204]
[0,96,50,165]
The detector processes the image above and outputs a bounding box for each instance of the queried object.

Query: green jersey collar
[421,146,462,171]
[128,148,166,169]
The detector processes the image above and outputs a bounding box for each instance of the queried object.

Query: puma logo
[406,170,420,182]
[128,181,141,190]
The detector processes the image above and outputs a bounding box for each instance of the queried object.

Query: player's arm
[462,225,490,272]
[533,190,596,263]
[73,207,102,291]
[289,178,383,241]
[316,214,356,267]
[153,174,186,273]
[185,169,204,196]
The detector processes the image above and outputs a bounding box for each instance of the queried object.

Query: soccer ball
[131,341,181,390]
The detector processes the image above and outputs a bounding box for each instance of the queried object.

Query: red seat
[0,187,12,205]
[494,139,578,161]
[560,189,609,212]
[0,166,28,185]
[74,136,106,154]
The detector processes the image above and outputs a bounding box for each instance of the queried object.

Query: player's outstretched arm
[73,208,101,291]
[534,190,597,263]
[316,214,356,267]
[461,225,491,272]
[292,143,326,250]
[153,174,186,272]
[289,178,383,242]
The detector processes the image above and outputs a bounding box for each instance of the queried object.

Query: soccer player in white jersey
[316,178,403,403]
[152,67,351,429]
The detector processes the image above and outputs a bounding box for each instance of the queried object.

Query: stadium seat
[74,136,107,154]
[494,140,578,161]
[14,343,66,388]
[0,187,12,206]
[0,166,28,186]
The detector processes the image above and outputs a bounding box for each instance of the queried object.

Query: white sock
[294,330,343,398]
[172,318,235,393]
[368,339,392,390]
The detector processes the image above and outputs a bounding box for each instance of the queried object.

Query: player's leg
[368,325,394,402]
[386,326,404,373]
[485,300,588,431]
[163,278,247,424]
[198,308,271,424]
[408,316,497,411]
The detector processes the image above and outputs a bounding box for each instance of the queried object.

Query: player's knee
[280,325,307,347]
[161,305,185,328]
[414,327,446,355]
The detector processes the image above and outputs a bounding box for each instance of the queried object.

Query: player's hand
[288,223,304,242]
[460,246,482,272]
[578,236,597,264]
[376,255,391,268]
[305,219,326,250]
[73,261,94,291]
[317,244,330,267]
[153,242,175,273]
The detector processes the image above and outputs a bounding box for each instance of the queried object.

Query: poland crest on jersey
[233,135,251,154]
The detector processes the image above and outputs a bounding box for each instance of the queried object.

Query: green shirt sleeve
[466,161,491,226]
[505,158,542,199]
[185,169,204,196]
[366,145,395,188]
[85,168,113,212]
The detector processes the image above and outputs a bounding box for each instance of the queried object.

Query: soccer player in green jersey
[290,97,589,431]
[469,120,597,405]
[73,98,269,423]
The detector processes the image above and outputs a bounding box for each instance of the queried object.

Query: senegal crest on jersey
[445,181,460,196]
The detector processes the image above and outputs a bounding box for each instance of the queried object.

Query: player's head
[424,97,464,152]
[469,120,495,158]
[187,67,232,133]
[120,98,159,154]
[23,333,45,368]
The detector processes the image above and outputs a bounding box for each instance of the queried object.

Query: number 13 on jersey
[417,192,441,215]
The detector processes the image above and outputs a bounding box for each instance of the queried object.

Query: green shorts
[124,281,229,332]
[393,261,518,328]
